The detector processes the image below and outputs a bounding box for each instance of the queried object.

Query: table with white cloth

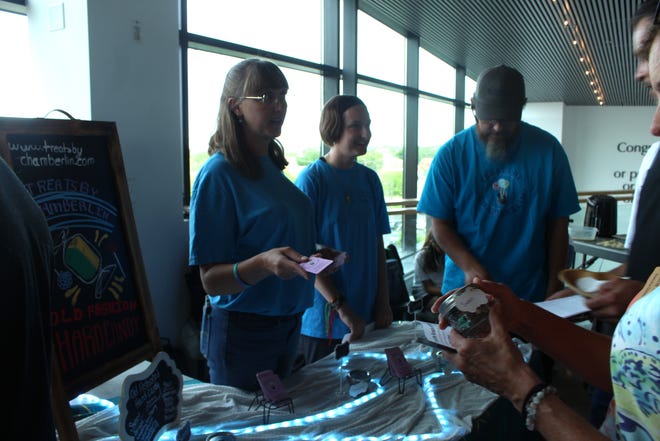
[75,321,498,441]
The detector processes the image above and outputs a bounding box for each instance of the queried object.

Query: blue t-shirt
[295,159,391,339]
[417,122,579,301]
[189,152,316,315]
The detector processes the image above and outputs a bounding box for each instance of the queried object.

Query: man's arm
[545,217,570,297]
[444,301,611,441]
[431,217,491,284]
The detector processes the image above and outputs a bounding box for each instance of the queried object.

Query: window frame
[178,0,474,255]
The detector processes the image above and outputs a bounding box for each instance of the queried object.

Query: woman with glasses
[294,95,393,364]
[189,58,318,390]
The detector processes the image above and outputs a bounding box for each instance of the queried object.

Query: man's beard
[476,125,518,162]
[484,137,509,162]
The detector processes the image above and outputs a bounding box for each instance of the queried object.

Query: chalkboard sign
[0,117,160,440]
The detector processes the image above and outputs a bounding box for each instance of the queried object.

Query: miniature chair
[382,346,422,394]
[253,370,294,424]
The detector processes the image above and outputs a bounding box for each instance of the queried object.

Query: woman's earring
[237,115,244,125]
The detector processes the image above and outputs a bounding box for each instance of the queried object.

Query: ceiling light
[556,0,604,106]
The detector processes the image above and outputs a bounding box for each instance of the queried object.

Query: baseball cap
[472,65,527,121]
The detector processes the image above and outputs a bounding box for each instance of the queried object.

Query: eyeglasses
[239,91,287,106]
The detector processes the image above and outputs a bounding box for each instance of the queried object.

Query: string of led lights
[150,349,471,441]
[553,0,605,105]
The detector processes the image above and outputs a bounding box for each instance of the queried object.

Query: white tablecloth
[75,321,497,440]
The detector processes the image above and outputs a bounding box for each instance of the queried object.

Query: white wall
[563,106,656,192]
[28,0,91,118]
[87,0,187,347]
[28,0,188,346]
[523,101,565,142]
[522,102,656,235]
[524,102,656,193]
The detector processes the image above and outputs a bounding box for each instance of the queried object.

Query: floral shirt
[600,285,660,440]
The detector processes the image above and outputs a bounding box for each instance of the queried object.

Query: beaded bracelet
[232,263,252,288]
[328,294,344,311]
[522,384,558,431]
[521,383,546,422]
[324,294,344,343]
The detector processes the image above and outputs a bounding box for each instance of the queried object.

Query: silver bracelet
[524,385,558,431]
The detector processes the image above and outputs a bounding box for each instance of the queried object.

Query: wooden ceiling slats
[358,0,654,106]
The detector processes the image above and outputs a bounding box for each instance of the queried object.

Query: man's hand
[432,278,525,335]
[443,301,541,409]
[585,278,643,321]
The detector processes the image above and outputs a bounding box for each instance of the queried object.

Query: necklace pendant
[345,193,351,204]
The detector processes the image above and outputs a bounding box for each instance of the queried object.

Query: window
[357,11,405,85]
[0,9,45,118]
[277,68,323,179]
[419,48,456,99]
[186,0,323,63]
[357,83,404,201]
[418,97,455,195]
[186,49,322,187]
[181,0,473,256]
[186,50,238,187]
[464,76,477,129]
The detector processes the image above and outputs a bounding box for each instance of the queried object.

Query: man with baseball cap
[418,64,580,440]
[418,64,579,303]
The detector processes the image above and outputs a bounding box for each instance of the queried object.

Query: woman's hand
[443,301,541,409]
[314,247,349,276]
[337,306,366,341]
[260,246,311,280]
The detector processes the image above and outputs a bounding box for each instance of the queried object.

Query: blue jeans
[202,306,302,391]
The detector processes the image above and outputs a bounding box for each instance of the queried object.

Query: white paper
[419,321,455,349]
[535,295,590,318]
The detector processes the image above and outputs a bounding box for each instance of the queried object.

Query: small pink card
[300,256,333,274]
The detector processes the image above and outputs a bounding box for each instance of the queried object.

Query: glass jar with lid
[437,284,490,338]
